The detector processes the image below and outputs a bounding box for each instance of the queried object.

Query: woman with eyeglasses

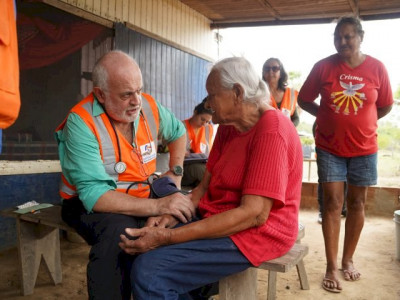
[181,98,214,187]
[262,58,299,126]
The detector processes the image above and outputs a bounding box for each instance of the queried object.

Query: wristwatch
[171,165,183,176]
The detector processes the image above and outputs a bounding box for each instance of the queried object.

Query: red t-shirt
[198,110,303,266]
[298,54,393,157]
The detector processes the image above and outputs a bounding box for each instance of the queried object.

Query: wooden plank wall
[115,23,210,120]
[56,0,216,59]
[80,35,114,96]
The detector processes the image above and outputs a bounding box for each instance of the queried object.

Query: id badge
[141,141,156,163]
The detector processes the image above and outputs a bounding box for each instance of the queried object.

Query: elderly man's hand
[145,215,179,228]
[157,193,195,223]
[119,227,171,254]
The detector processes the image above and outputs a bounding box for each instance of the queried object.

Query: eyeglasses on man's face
[264,66,281,73]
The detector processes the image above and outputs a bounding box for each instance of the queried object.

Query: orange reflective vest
[183,119,213,155]
[270,88,298,118]
[0,0,20,129]
[56,93,160,199]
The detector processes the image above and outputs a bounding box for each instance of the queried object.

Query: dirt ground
[0,209,399,300]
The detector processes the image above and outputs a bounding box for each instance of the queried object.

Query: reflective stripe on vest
[59,175,76,199]
[184,119,191,151]
[290,88,295,112]
[204,125,211,155]
[141,97,158,149]
[81,101,119,182]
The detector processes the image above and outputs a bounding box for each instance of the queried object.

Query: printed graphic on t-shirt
[330,81,365,115]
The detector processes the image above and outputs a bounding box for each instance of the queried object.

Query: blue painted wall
[115,23,211,121]
[0,173,62,250]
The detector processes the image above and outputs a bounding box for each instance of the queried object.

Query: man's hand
[145,215,179,228]
[119,227,171,254]
[156,193,195,223]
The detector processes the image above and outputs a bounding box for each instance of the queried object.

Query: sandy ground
[0,209,400,300]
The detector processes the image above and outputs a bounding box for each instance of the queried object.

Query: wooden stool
[219,223,309,300]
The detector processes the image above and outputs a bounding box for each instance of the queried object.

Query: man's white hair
[92,50,137,91]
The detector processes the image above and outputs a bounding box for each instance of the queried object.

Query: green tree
[394,84,400,100]
[300,136,314,145]
[378,134,391,150]
[297,122,312,135]
[288,71,302,90]
[378,123,400,151]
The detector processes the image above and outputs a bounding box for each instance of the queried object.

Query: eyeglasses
[130,148,150,177]
[264,66,280,73]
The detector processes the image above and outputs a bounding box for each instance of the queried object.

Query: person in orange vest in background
[182,98,214,186]
[262,57,299,126]
[0,0,21,153]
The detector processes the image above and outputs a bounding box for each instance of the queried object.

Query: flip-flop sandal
[342,269,361,281]
[322,277,342,293]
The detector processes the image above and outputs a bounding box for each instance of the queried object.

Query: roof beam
[211,17,336,29]
[210,11,400,29]
[255,0,281,19]
[42,0,113,28]
[347,0,359,16]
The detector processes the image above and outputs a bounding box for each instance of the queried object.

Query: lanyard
[106,111,153,174]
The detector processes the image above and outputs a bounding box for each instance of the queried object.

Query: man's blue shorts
[316,147,377,186]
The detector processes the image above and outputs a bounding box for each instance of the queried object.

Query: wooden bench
[1,205,309,299]
[0,205,74,296]
[219,224,309,300]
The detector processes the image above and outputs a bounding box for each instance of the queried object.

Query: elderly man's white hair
[92,50,138,91]
[211,57,270,106]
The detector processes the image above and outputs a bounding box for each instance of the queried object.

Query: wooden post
[219,268,258,300]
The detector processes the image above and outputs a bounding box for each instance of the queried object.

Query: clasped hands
[119,193,194,254]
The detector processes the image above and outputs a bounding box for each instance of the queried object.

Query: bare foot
[322,269,342,293]
[341,261,361,281]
